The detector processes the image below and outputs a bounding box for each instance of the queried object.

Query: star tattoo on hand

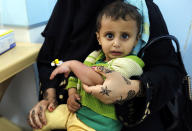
[99,86,111,96]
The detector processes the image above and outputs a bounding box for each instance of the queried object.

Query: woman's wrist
[131,80,144,97]
[43,88,56,101]
[118,79,140,103]
[127,80,140,98]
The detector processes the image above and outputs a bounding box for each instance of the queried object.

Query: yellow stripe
[88,55,96,59]
[84,61,93,66]
[0,30,13,37]
[85,57,96,63]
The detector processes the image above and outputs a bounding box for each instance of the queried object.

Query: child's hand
[67,93,81,113]
[50,62,71,79]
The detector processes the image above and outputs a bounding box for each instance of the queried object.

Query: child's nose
[112,39,120,47]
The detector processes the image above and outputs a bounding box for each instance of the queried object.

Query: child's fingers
[50,66,70,79]
[50,67,63,79]
[67,99,81,113]
[64,71,70,78]
[67,105,79,113]
[74,94,81,101]
[71,102,81,110]
[49,68,59,80]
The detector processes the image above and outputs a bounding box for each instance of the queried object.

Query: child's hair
[96,1,142,34]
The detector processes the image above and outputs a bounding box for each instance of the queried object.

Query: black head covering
[37,0,116,91]
[38,0,116,64]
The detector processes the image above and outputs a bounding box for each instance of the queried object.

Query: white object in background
[0,29,16,55]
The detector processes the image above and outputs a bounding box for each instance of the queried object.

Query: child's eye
[121,33,129,39]
[106,33,114,39]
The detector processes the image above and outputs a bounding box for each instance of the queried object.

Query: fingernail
[49,107,54,112]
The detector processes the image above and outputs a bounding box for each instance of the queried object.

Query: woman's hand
[67,88,81,113]
[82,66,141,104]
[27,88,57,129]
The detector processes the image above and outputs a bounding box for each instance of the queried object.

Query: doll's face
[96,15,139,61]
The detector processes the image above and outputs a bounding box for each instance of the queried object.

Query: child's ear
[137,33,141,41]
[134,33,141,47]
[96,32,101,45]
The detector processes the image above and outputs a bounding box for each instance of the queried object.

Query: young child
[36,1,144,131]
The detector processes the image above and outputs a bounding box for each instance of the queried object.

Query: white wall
[0,0,28,26]
[0,0,56,130]
[0,0,56,26]
[26,0,56,25]
[154,0,192,86]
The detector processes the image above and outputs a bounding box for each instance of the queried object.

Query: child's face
[96,15,139,61]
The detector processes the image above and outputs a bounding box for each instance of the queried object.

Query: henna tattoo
[136,83,144,97]
[122,76,131,85]
[38,106,43,118]
[99,86,111,96]
[31,110,37,124]
[127,90,136,100]
[32,110,35,116]
[114,90,136,104]
[43,91,48,100]
[97,66,113,73]
[104,68,113,73]
[39,106,43,111]
[114,96,124,105]
[43,90,56,101]
[97,66,105,72]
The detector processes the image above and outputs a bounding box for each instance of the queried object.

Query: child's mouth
[110,51,122,56]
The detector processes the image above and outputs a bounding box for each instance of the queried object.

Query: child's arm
[50,60,104,86]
